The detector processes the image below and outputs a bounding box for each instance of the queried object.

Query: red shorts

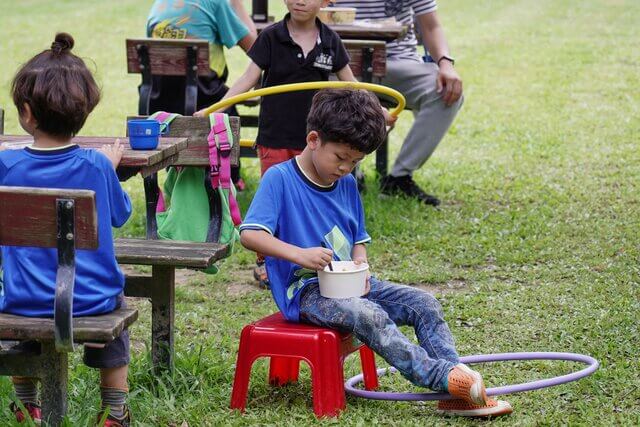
[258,146,303,176]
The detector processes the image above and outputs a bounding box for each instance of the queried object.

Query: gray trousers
[382,57,464,177]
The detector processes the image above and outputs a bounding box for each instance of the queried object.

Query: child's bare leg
[100,365,128,389]
[99,365,129,420]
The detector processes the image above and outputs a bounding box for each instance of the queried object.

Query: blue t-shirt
[240,158,370,321]
[0,145,132,317]
[147,0,249,76]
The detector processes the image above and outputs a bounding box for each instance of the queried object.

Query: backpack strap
[148,111,178,134]
[207,113,242,226]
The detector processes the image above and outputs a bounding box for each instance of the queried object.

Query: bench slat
[115,238,228,268]
[126,38,210,76]
[0,308,138,343]
[0,186,98,250]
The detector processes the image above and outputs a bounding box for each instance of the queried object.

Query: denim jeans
[299,277,459,391]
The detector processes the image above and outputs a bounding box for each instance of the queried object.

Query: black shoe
[380,175,441,206]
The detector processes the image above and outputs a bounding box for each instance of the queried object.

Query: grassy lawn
[1,0,639,425]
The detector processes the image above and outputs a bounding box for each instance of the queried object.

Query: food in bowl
[318,261,369,299]
[318,7,357,25]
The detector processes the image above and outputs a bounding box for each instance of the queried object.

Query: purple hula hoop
[345,352,599,401]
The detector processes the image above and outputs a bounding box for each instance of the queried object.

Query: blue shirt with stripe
[240,158,370,321]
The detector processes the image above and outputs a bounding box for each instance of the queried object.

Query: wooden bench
[117,115,240,373]
[0,186,137,426]
[126,38,211,116]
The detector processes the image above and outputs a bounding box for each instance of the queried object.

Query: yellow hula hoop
[199,81,406,148]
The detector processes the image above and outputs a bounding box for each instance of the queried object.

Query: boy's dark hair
[306,88,386,154]
[11,33,100,139]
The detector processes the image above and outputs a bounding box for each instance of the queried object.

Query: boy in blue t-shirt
[239,88,512,418]
[0,33,132,426]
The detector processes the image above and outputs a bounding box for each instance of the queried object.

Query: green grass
[1,0,639,425]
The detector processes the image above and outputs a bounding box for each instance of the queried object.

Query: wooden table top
[0,135,188,169]
[254,20,407,42]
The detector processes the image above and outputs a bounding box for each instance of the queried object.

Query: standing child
[239,89,512,418]
[200,0,394,287]
[0,33,132,427]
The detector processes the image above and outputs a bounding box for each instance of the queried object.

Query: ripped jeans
[299,277,459,391]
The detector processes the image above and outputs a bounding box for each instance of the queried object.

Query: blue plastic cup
[127,119,168,150]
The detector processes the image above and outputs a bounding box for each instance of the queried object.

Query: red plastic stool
[230,312,379,417]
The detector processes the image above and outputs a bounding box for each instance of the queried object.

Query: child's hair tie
[51,32,74,55]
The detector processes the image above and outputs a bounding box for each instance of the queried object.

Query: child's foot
[437,398,513,417]
[446,364,487,405]
[253,264,270,289]
[98,404,131,427]
[10,401,42,425]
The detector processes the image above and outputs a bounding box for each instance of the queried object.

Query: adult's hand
[436,60,463,107]
[416,11,463,107]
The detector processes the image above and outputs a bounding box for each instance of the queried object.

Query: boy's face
[284,0,331,20]
[307,131,365,185]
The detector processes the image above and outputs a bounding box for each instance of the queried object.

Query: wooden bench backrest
[0,186,98,250]
[128,116,240,167]
[126,38,211,77]
[343,39,386,79]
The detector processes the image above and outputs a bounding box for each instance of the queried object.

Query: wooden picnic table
[0,135,188,180]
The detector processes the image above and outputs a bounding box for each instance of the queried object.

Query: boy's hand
[295,247,334,271]
[99,138,124,169]
[193,109,206,117]
[353,257,371,294]
[382,108,397,126]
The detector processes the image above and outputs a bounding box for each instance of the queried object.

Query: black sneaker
[380,175,441,206]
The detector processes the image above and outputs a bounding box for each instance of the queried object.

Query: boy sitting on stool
[239,88,512,417]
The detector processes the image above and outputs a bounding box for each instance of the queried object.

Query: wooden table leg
[143,174,160,239]
[151,265,175,373]
[39,342,68,427]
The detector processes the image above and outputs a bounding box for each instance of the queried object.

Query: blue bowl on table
[127,119,168,150]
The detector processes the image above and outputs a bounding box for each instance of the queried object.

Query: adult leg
[299,284,455,391]
[382,58,463,177]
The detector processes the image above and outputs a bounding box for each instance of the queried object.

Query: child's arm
[352,243,371,293]
[230,0,257,51]
[336,64,357,83]
[99,138,124,169]
[352,243,368,264]
[241,229,334,271]
[195,62,262,116]
[336,65,397,126]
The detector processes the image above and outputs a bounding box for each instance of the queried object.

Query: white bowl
[318,7,357,25]
[318,261,369,298]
